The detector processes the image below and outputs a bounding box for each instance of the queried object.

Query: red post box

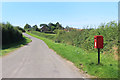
[94,35,103,48]
[94,35,103,64]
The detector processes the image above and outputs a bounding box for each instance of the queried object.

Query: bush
[44,31,55,34]
[15,26,26,32]
[1,22,24,46]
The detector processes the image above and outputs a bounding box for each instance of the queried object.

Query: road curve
[2,33,86,78]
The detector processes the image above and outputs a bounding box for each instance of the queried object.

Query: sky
[1,2,118,29]
[1,0,120,2]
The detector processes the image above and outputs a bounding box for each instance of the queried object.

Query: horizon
[2,2,118,29]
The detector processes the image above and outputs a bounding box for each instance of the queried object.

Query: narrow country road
[2,33,87,78]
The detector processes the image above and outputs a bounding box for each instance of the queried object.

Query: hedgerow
[1,22,24,46]
[55,21,118,55]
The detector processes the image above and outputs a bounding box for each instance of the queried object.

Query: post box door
[94,37,97,48]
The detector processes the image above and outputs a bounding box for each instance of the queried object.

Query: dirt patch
[103,52,106,55]
[112,46,118,60]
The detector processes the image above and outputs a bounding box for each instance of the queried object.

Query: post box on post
[94,35,103,64]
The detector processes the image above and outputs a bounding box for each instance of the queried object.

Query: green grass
[29,31,56,40]
[1,35,32,56]
[27,32,118,78]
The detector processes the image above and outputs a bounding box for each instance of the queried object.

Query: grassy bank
[1,35,32,56]
[29,31,56,40]
[27,32,118,78]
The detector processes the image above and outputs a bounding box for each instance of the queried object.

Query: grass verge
[27,32,118,78]
[1,35,32,56]
[29,31,56,40]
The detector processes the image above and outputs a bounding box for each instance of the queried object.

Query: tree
[65,26,70,31]
[48,22,55,27]
[15,26,25,32]
[51,26,55,31]
[24,24,31,29]
[56,22,63,29]
[40,22,64,32]
[40,24,48,28]
[48,23,56,31]
[32,25,39,31]
[40,24,48,32]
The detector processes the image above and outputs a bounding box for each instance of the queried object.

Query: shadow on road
[2,38,30,50]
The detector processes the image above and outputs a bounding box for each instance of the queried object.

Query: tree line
[24,22,64,33]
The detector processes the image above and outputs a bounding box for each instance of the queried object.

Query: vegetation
[40,22,64,32]
[1,22,24,45]
[32,25,40,31]
[55,21,118,56]
[1,22,31,56]
[24,23,31,29]
[1,36,32,56]
[29,31,56,40]
[15,26,26,32]
[27,32,118,78]
[29,21,118,58]
[24,22,64,33]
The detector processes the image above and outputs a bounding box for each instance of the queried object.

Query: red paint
[94,35,103,48]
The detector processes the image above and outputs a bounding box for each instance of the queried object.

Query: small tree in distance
[32,25,39,31]
[24,24,31,29]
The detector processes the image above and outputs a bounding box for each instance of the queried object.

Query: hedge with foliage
[55,21,118,54]
[15,26,26,32]
[1,22,24,45]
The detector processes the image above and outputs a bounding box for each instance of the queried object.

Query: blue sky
[2,2,118,28]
